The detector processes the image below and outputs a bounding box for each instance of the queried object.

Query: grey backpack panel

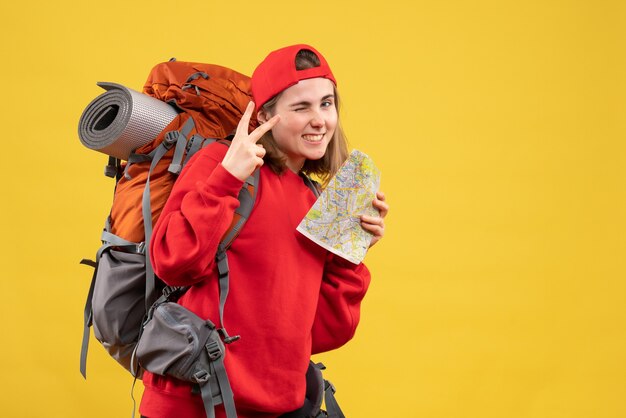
[135,301,223,382]
[92,249,148,374]
[135,300,236,418]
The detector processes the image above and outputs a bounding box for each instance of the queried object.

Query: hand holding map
[297,149,381,264]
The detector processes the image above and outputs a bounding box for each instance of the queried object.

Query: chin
[305,149,328,161]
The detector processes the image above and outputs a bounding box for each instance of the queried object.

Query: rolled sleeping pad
[78,82,179,161]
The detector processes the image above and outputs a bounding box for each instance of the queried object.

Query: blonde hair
[257,49,348,187]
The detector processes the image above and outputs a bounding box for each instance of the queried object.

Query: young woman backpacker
[139,44,389,418]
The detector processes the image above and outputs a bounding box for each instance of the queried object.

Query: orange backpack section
[143,60,258,139]
[108,114,181,243]
[108,60,256,243]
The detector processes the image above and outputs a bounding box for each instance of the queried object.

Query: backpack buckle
[162,285,180,299]
[215,250,229,277]
[205,341,223,361]
[218,328,241,344]
[193,369,210,384]
[163,131,179,147]
[104,156,121,179]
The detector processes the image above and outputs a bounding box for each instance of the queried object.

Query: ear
[257,109,270,124]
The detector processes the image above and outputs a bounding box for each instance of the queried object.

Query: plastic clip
[193,369,210,384]
[163,131,179,147]
[104,156,120,178]
[218,328,241,344]
[216,250,229,277]
[162,286,177,298]
[205,341,223,361]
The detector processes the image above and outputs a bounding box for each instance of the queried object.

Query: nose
[310,110,324,128]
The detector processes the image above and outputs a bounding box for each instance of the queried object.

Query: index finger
[249,114,280,142]
[235,101,255,136]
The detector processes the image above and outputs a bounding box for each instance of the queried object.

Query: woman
[140,44,389,418]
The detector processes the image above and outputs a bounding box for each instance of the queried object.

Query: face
[259,77,338,173]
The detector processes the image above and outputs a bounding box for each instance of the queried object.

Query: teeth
[302,134,324,142]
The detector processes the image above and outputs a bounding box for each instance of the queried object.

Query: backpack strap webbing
[168,118,195,175]
[196,340,237,418]
[322,379,345,418]
[79,260,97,379]
[142,116,195,310]
[214,168,260,342]
[183,134,205,166]
[301,173,321,198]
[214,171,317,340]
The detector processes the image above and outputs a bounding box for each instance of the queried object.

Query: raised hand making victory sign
[221,101,279,181]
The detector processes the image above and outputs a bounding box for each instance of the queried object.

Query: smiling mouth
[302,134,325,143]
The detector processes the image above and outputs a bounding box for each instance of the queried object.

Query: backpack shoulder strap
[219,167,260,250]
[213,169,319,342]
[214,164,260,342]
[140,138,259,347]
[142,117,196,311]
[301,173,321,198]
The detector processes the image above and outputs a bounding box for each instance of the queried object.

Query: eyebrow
[288,94,335,108]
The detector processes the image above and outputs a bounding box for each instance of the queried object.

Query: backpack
[79,59,254,378]
[78,59,345,418]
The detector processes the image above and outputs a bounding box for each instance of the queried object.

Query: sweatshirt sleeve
[149,144,245,286]
[311,254,372,354]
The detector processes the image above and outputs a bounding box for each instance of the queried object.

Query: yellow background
[1,0,625,417]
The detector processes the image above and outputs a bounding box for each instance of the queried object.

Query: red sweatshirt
[140,142,371,418]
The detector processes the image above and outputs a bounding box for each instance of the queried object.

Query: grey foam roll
[78,82,179,160]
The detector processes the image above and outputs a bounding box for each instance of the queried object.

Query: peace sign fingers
[223,102,280,181]
[234,101,256,137]
[235,102,280,143]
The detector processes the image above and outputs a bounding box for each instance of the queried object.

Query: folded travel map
[297,149,381,264]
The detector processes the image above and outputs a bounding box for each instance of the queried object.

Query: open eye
[321,97,335,108]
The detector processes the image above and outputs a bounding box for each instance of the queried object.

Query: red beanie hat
[251,44,337,111]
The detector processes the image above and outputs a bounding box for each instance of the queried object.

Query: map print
[297,149,381,264]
